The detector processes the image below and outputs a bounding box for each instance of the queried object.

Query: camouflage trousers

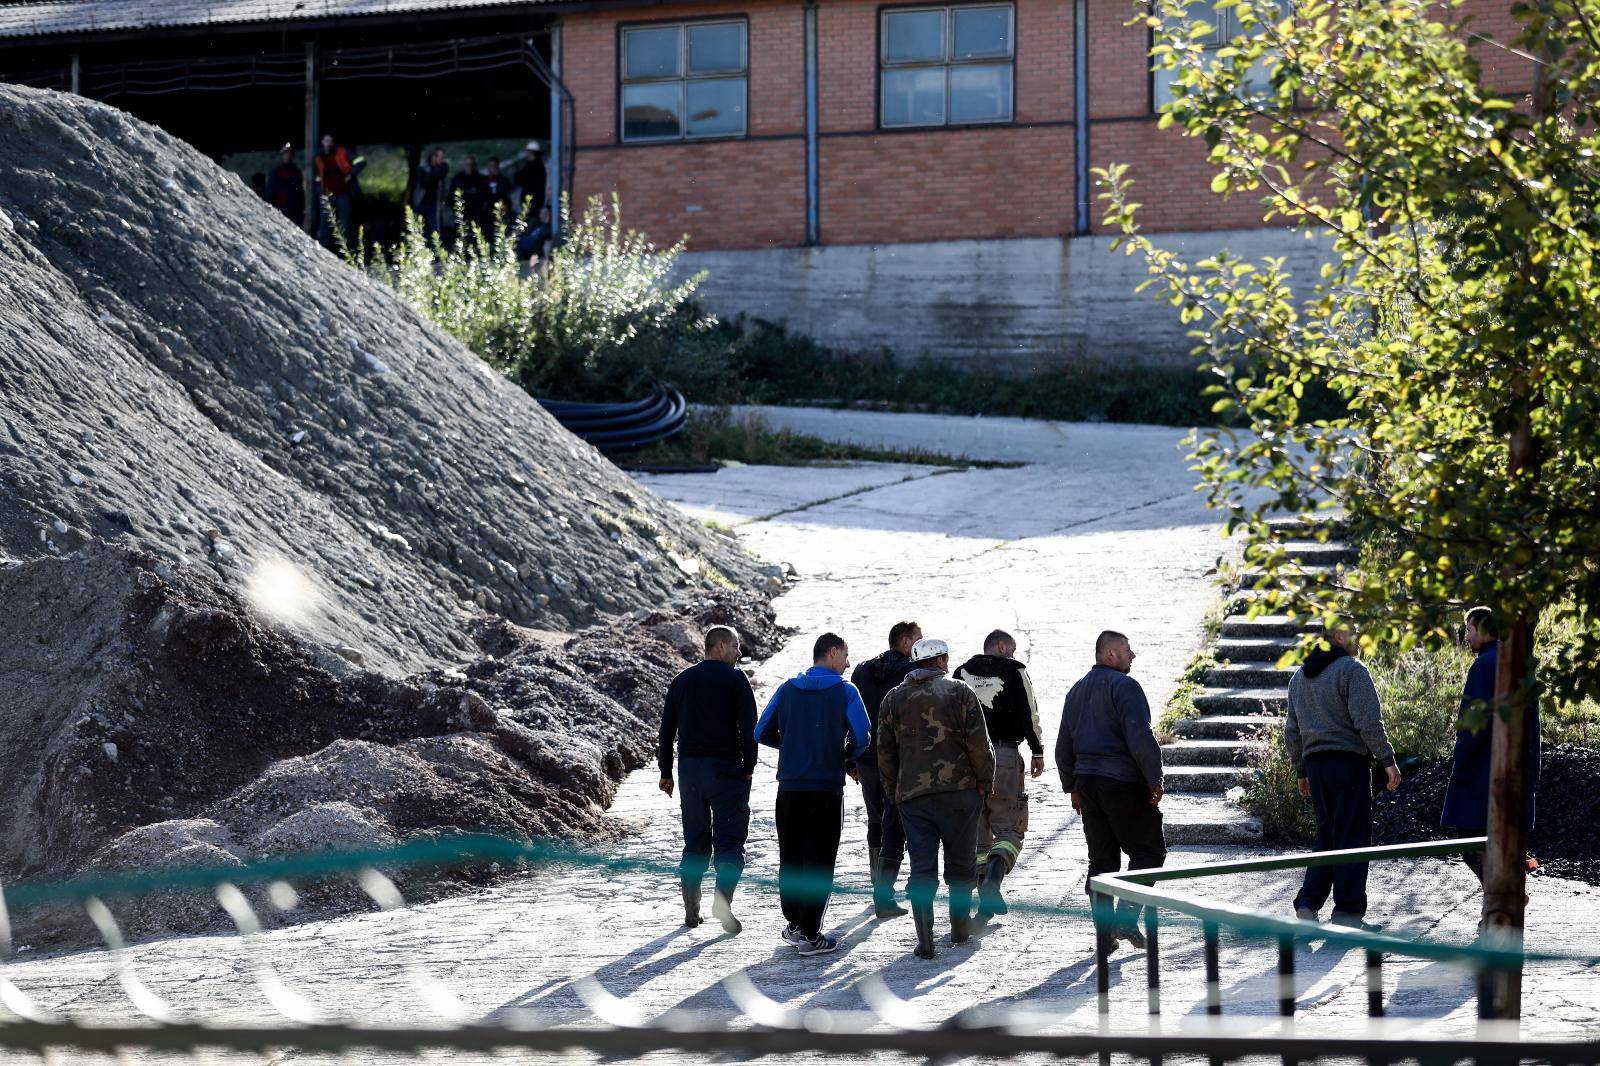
[978,743,1030,873]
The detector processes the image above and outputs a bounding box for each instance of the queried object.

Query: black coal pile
[0,548,781,946]
[1374,747,1600,886]
[0,84,761,675]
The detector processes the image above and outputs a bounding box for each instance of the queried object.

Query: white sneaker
[797,933,838,956]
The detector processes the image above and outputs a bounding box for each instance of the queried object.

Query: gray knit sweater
[1283,653,1396,773]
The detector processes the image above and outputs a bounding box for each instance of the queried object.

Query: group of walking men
[657,605,1535,959]
[658,621,1166,959]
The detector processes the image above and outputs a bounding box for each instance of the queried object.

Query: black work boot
[712,865,742,935]
[681,881,703,928]
[950,887,975,945]
[977,855,1010,919]
[875,849,908,919]
[911,899,937,959]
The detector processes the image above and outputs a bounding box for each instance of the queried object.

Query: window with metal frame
[879,3,1015,128]
[620,20,748,142]
[1151,0,1290,110]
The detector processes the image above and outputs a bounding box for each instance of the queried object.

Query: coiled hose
[537,389,688,453]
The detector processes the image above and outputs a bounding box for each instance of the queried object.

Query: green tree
[1100,0,1600,1012]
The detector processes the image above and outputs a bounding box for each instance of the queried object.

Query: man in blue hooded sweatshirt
[755,632,872,956]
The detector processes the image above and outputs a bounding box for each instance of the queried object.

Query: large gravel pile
[1,548,781,945]
[1375,747,1600,886]
[0,83,760,675]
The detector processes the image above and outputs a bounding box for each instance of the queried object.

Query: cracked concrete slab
[3,410,1595,1064]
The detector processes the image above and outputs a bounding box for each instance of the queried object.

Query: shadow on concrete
[1384,958,1477,1017]
[489,923,734,1021]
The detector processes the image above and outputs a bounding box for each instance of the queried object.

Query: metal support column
[303,42,319,236]
[803,0,820,245]
[1145,908,1160,1016]
[548,22,564,237]
[69,54,80,95]
[1072,0,1090,235]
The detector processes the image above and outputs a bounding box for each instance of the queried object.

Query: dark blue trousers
[1294,753,1373,918]
[678,757,750,897]
[900,790,982,904]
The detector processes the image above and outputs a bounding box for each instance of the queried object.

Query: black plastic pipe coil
[537,390,688,453]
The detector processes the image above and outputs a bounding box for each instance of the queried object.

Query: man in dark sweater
[955,628,1045,921]
[1283,623,1399,925]
[756,632,872,956]
[659,625,757,934]
[1057,630,1165,948]
[848,619,920,918]
[1441,606,1540,887]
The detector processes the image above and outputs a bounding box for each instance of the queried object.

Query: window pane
[882,67,945,126]
[952,7,1011,59]
[949,63,1011,122]
[689,23,744,73]
[622,82,682,139]
[623,26,681,80]
[884,10,945,63]
[686,77,746,137]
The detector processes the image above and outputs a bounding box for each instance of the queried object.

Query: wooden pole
[303,41,319,236]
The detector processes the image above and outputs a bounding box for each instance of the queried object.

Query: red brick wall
[565,0,808,249]
[561,0,1320,249]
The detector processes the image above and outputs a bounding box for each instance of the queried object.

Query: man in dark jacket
[956,629,1045,921]
[449,156,491,241]
[659,626,757,934]
[848,619,920,918]
[879,637,995,959]
[1057,630,1165,948]
[1283,623,1400,925]
[414,148,449,236]
[264,144,304,226]
[513,140,548,217]
[755,633,872,956]
[1441,606,1540,885]
[482,157,516,238]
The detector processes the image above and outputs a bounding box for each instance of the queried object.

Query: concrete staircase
[1161,520,1355,846]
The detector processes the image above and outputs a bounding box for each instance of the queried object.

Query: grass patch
[623,409,1019,469]
[1159,648,1220,742]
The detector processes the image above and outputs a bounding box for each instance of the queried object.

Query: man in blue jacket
[1441,606,1540,885]
[755,632,872,956]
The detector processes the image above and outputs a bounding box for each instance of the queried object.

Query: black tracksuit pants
[775,789,843,939]
[1077,774,1167,929]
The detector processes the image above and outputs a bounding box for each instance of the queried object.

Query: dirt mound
[0,84,758,674]
[1375,747,1600,887]
[0,548,781,942]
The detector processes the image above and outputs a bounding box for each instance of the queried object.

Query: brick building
[0,0,1532,366]
[552,0,1530,365]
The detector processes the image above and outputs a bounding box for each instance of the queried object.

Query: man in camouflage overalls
[877,638,996,959]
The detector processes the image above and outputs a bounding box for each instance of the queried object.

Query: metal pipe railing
[1088,836,1514,1022]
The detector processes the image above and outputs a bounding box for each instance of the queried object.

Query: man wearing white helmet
[877,637,995,960]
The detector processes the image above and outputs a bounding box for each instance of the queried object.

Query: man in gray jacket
[1057,630,1165,948]
[1284,624,1401,926]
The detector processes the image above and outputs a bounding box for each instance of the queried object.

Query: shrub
[1239,724,1316,844]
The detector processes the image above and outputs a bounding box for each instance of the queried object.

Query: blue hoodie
[755,666,872,793]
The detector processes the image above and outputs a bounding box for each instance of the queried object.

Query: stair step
[1220,614,1323,638]
[1164,766,1253,793]
[1159,739,1248,767]
[1215,638,1296,663]
[1266,514,1345,535]
[1191,687,1287,715]
[1177,714,1284,739]
[1203,663,1296,688]
[1236,565,1343,587]
[1273,540,1358,566]
[1165,809,1265,846]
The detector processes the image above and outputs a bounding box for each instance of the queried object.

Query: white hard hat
[911,638,949,663]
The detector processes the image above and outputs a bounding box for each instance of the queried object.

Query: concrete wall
[680,228,1331,367]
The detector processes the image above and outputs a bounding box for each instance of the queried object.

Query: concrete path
[4,410,1597,1064]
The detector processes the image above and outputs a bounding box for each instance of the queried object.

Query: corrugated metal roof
[0,0,551,41]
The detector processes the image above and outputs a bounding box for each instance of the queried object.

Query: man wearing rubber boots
[877,638,995,959]
[849,620,921,919]
[658,626,757,935]
[955,629,1045,922]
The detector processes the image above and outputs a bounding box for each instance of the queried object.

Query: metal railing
[1088,837,1531,1024]
[0,834,1591,1061]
